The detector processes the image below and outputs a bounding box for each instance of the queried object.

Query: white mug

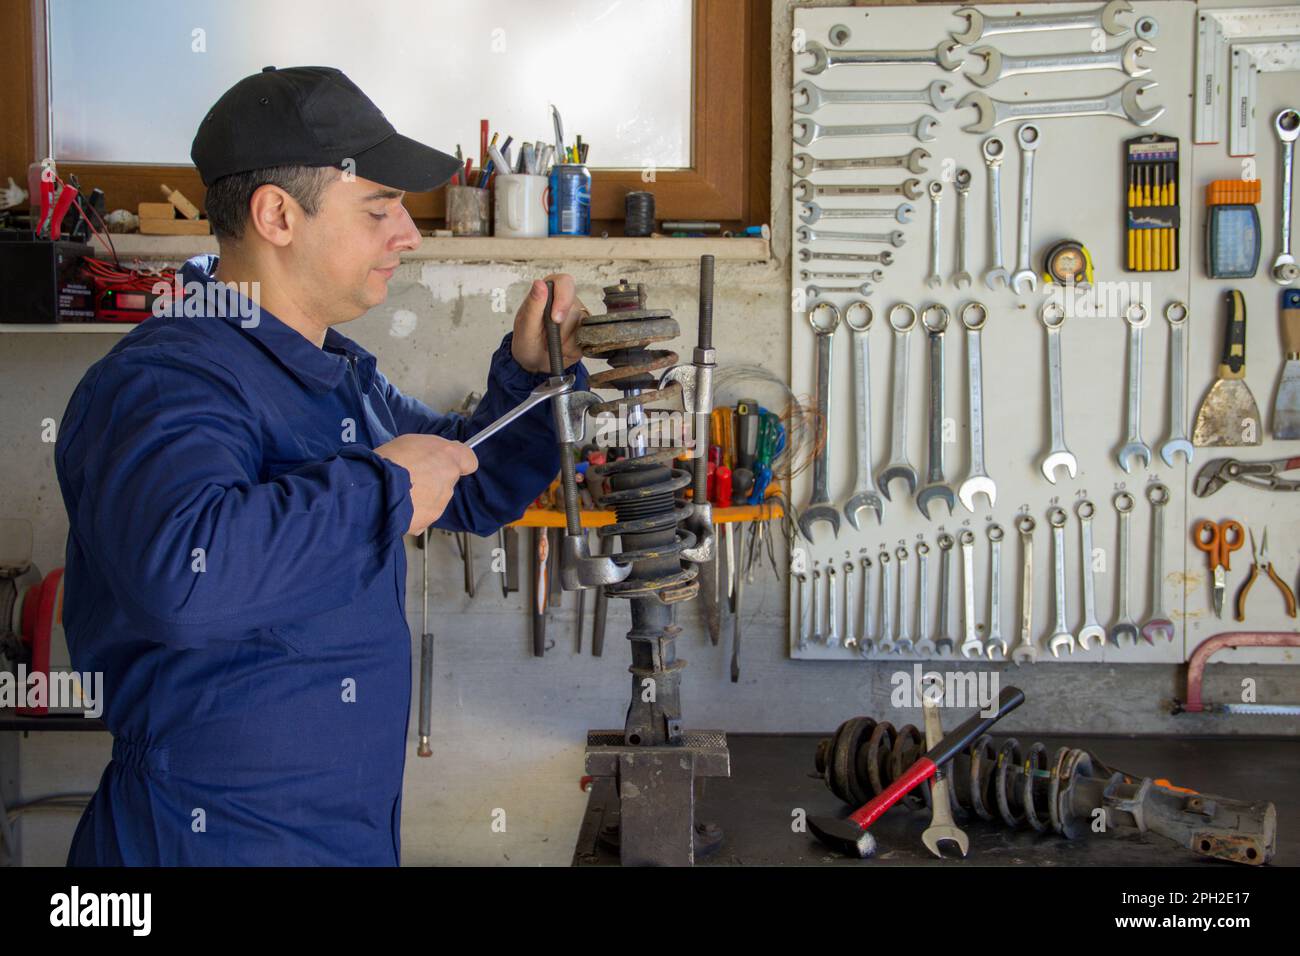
[493,174,548,238]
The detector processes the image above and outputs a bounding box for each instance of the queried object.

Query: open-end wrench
[896,545,913,654]
[981,138,1010,290]
[801,201,916,225]
[880,303,919,501]
[1012,515,1037,665]
[986,524,1007,659]
[794,79,957,115]
[959,80,1164,133]
[801,269,887,283]
[920,694,969,858]
[1117,301,1152,473]
[859,552,876,654]
[795,180,924,203]
[958,301,996,512]
[799,248,896,264]
[925,181,944,289]
[794,116,938,147]
[934,533,955,655]
[793,149,930,177]
[827,563,840,646]
[1011,124,1040,295]
[800,40,966,75]
[1110,491,1140,647]
[798,225,907,247]
[1160,301,1193,466]
[1075,500,1106,650]
[966,38,1154,88]
[844,558,858,651]
[951,0,1132,44]
[952,168,973,289]
[806,283,875,299]
[1039,301,1078,483]
[917,305,955,519]
[1140,482,1174,644]
[844,302,883,529]
[914,542,936,655]
[959,530,982,658]
[796,570,810,651]
[1272,109,1299,285]
[812,562,824,643]
[799,303,841,542]
[877,550,895,654]
[1047,507,1075,658]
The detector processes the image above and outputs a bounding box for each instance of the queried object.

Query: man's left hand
[511,274,587,374]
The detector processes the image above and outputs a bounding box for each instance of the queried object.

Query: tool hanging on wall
[1234,528,1297,621]
[1124,134,1179,272]
[1193,289,1262,446]
[1042,239,1094,287]
[1195,455,1300,495]
[1205,179,1262,278]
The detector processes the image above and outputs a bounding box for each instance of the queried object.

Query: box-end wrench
[843,558,859,651]
[859,552,876,654]
[793,149,930,177]
[981,138,1010,290]
[844,302,884,529]
[896,545,913,654]
[986,524,1007,659]
[1075,500,1107,650]
[959,530,982,658]
[798,226,907,247]
[917,305,955,519]
[801,201,916,225]
[925,181,944,289]
[794,116,938,147]
[1047,507,1075,658]
[793,79,956,115]
[1011,124,1040,295]
[1012,515,1037,665]
[1039,301,1079,483]
[958,80,1164,133]
[795,180,924,203]
[1140,482,1175,644]
[877,550,895,654]
[934,533,956,655]
[920,695,969,858]
[799,248,897,264]
[799,303,841,542]
[1110,491,1140,647]
[826,563,840,646]
[1160,301,1193,466]
[914,542,936,655]
[880,304,919,501]
[800,40,965,75]
[951,0,1132,44]
[1272,109,1299,285]
[965,38,1154,88]
[958,301,996,512]
[952,168,973,288]
[1117,301,1152,473]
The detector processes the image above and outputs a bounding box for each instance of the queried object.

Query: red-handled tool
[809,686,1026,857]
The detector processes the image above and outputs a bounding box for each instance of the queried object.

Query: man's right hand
[374,434,478,535]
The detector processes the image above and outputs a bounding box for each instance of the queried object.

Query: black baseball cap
[191,65,460,191]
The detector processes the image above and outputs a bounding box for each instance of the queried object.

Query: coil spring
[815,716,1101,838]
[579,279,699,602]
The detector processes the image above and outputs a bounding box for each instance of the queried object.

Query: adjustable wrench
[859,552,876,654]
[844,302,883,529]
[796,571,810,651]
[1273,108,1299,285]
[1110,492,1140,647]
[879,304,919,501]
[958,301,996,512]
[798,226,907,247]
[1048,507,1075,657]
[1117,301,1152,473]
[965,38,1154,88]
[1140,482,1174,644]
[877,550,895,653]
[920,695,969,858]
[826,563,840,646]
[981,137,1010,290]
[934,533,955,655]
[1011,124,1040,295]
[959,530,982,658]
[1076,500,1106,650]
[1039,301,1078,483]
[917,305,955,519]
[958,80,1164,133]
[914,542,936,655]
[801,202,916,225]
[800,39,965,75]
[1159,301,1193,466]
[812,562,824,643]
[986,524,1007,659]
[925,181,944,289]
[793,149,930,177]
[1012,515,1037,664]
[952,168,973,288]
[794,116,938,147]
[793,79,956,115]
[796,180,923,203]
[951,0,1133,44]
[799,303,841,542]
[798,247,896,264]
[896,545,913,654]
[843,559,859,651]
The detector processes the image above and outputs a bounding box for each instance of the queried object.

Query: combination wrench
[800,40,966,74]
[1159,301,1193,466]
[1140,482,1175,644]
[1011,124,1040,294]
[795,180,924,202]
[798,248,896,264]
[1012,515,1037,665]
[1110,491,1140,647]
[952,168,973,288]
[879,304,919,501]
[896,545,914,654]
[1075,500,1107,650]
[793,116,938,147]
[1272,108,1299,285]
[878,550,895,653]
[811,562,824,643]
[958,80,1165,134]
[1117,301,1152,473]
[793,149,930,177]
[796,570,810,651]
[914,542,936,655]
[859,552,876,654]
[958,301,996,512]
[798,226,907,247]
[1039,301,1079,483]
[965,38,1154,88]
[917,305,955,518]
[799,303,841,542]
[921,694,969,858]
[793,79,956,114]
[925,181,944,289]
[959,530,982,658]
[1047,507,1075,658]
[934,533,956,655]
[986,524,1007,659]
[981,137,1010,289]
[827,563,840,646]
[801,201,916,225]
[843,558,858,651]
[951,0,1133,44]
[844,302,884,529]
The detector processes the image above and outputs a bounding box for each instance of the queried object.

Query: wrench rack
[788,2,1300,667]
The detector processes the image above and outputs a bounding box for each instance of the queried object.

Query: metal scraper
[1194,289,1263,447]
[1272,290,1300,439]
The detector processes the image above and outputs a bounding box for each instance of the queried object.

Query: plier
[1194,456,1300,497]
[1235,528,1297,622]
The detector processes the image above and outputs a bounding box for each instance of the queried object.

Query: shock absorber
[815,714,1276,865]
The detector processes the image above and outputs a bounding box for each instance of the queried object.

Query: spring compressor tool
[559,260,730,867]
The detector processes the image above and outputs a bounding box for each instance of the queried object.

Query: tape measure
[1042,239,1094,286]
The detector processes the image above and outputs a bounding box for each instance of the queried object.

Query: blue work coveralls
[54,255,584,865]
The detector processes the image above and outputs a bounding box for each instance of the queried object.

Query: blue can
[547,163,591,236]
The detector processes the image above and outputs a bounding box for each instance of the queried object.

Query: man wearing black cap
[54,67,588,865]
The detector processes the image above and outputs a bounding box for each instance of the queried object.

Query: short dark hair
[203,165,335,240]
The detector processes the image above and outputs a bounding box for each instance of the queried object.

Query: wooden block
[160,184,201,220]
[138,217,212,236]
[138,202,176,220]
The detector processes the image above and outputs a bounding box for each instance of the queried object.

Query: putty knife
[1194,290,1262,447]
[1273,289,1300,439]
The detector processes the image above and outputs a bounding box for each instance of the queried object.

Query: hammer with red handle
[809,686,1026,857]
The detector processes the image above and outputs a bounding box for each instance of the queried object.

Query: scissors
[1193,519,1245,618]
[1235,528,1297,622]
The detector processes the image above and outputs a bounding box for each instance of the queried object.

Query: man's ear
[247,184,295,248]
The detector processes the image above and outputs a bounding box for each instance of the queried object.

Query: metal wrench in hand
[880,304,919,501]
[844,302,884,529]
[799,303,841,542]
[916,305,955,519]
[467,374,576,449]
